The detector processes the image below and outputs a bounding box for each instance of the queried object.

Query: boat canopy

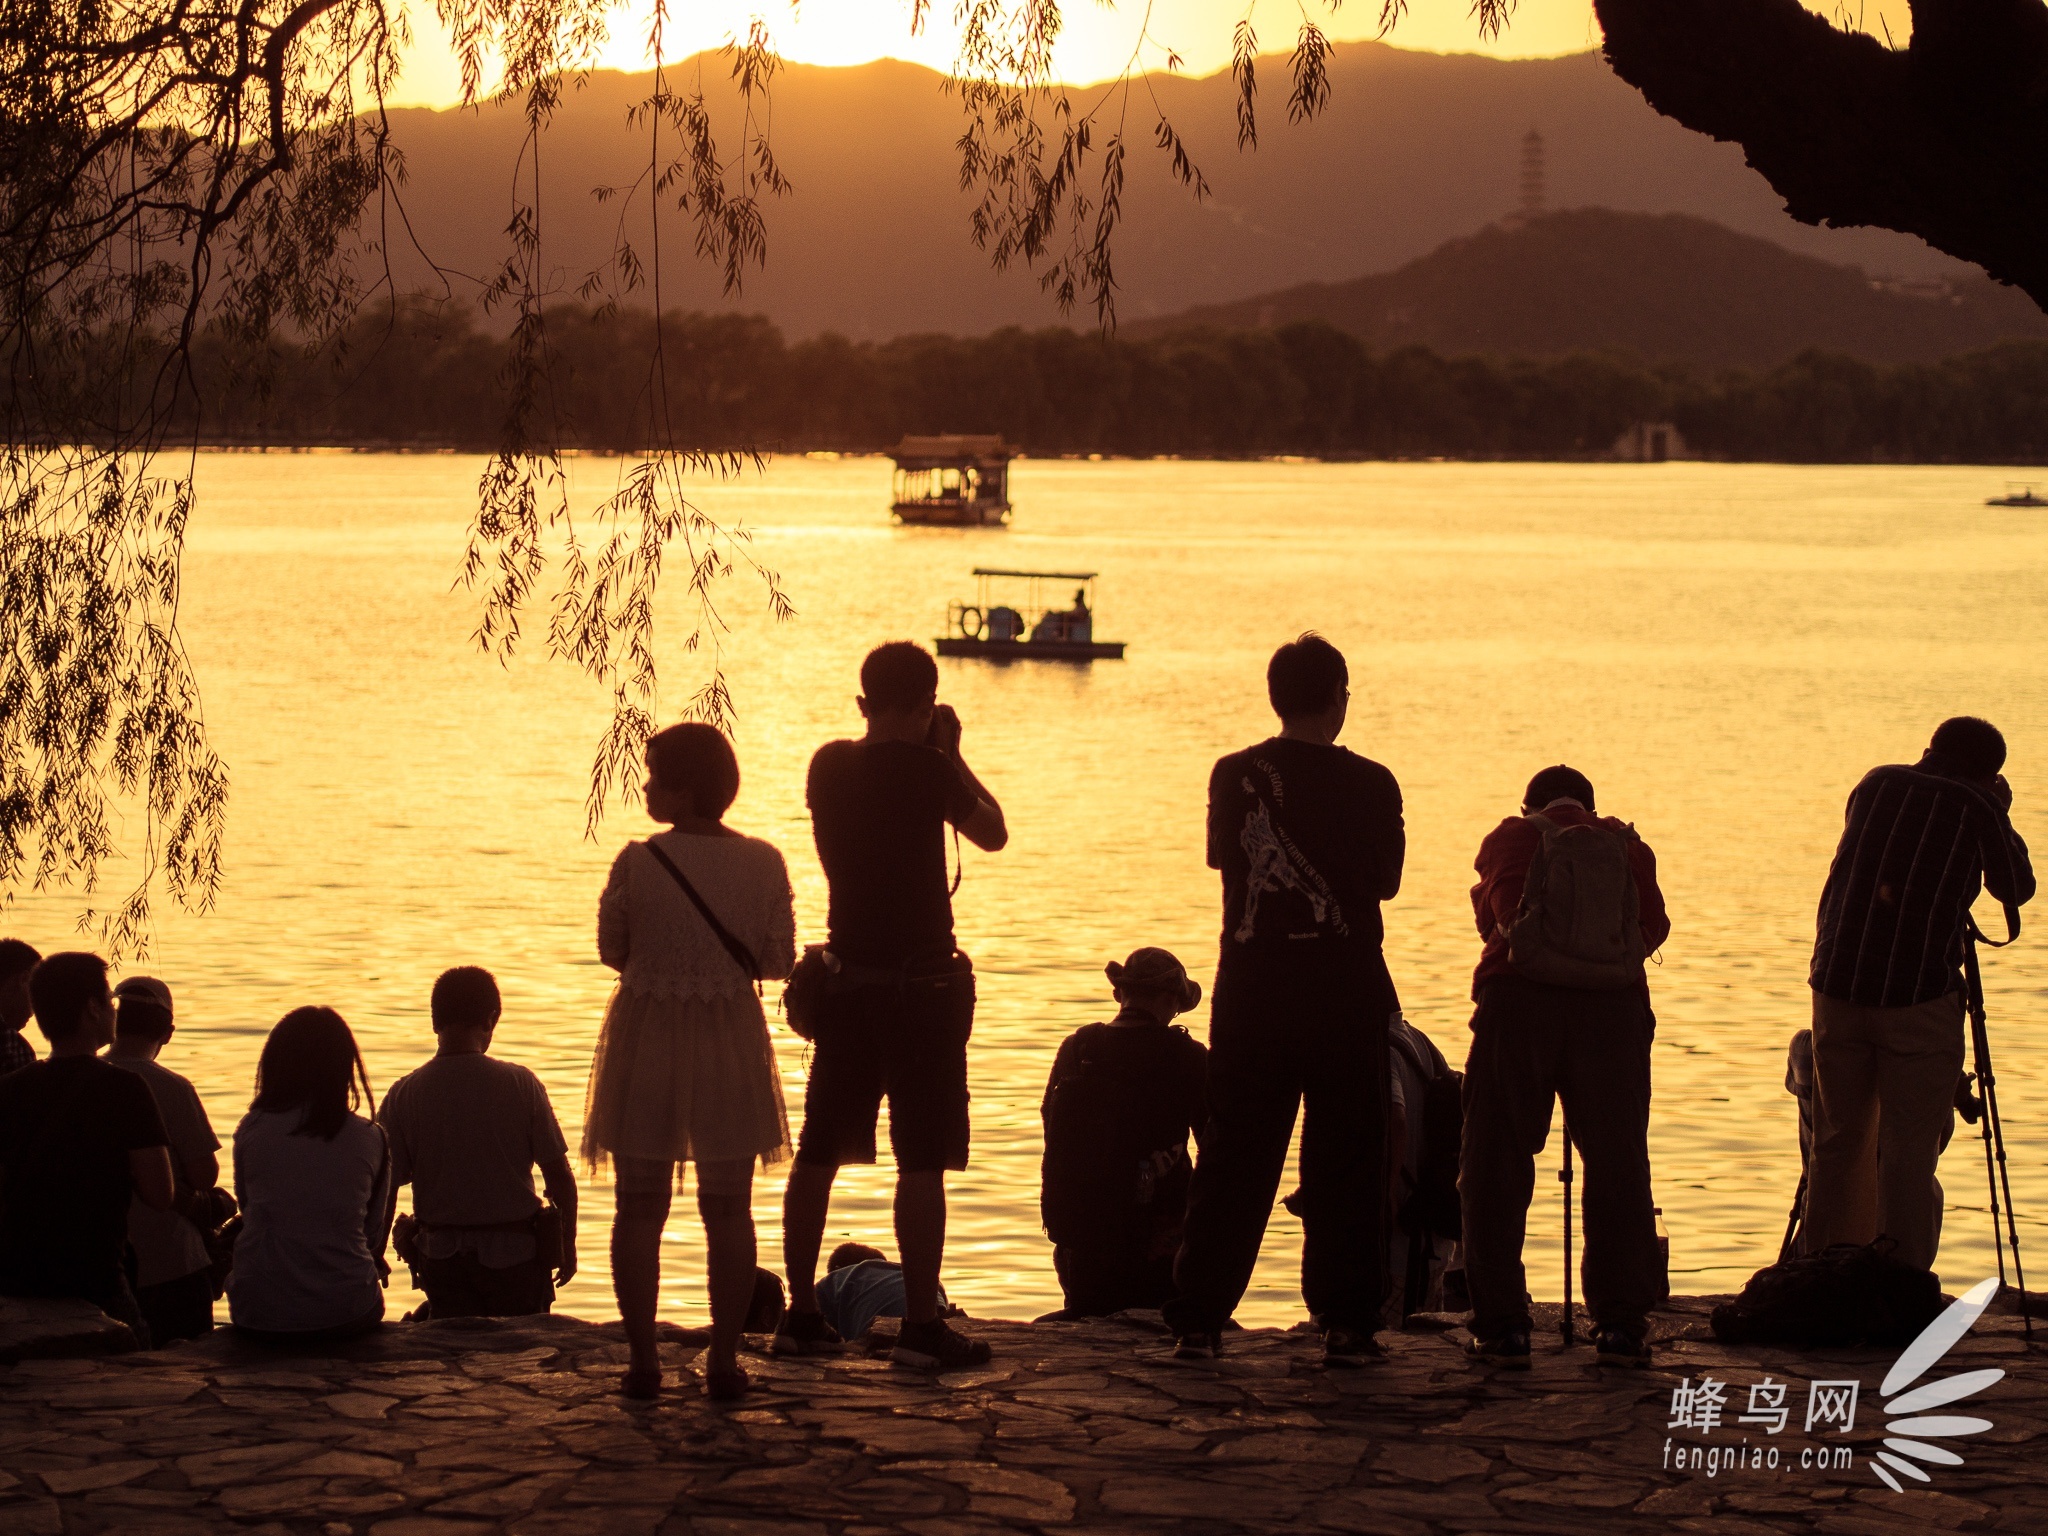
[971,567,1097,581]
[891,435,1018,470]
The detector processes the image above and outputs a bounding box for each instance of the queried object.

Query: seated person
[1065,587,1092,644]
[817,1242,958,1344]
[378,967,576,1318]
[0,953,175,1342]
[1039,947,1208,1318]
[229,1007,393,1342]
[107,976,228,1345]
[0,939,40,1075]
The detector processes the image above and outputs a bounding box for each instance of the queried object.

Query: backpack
[1041,1026,1199,1246]
[1395,1033,1464,1243]
[1710,1240,1944,1347]
[1507,813,1647,990]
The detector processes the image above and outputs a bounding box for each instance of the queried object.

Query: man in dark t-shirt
[778,641,1008,1372]
[0,952,175,1343]
[1164,633,1406,1366]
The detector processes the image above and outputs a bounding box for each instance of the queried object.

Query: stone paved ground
[1,1296,2043,1535]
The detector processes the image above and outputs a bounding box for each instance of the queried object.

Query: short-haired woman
[229,1007,393,1341]
[585,722,796,1400]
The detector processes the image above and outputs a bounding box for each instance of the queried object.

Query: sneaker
[1593,1328,1652,1368]
[1463,1331,1532,1369]
[770,1308,844,1356]
[1171,1330,1221,1363]
[892,1316,992,1371]
[1321,1325,1385,1368]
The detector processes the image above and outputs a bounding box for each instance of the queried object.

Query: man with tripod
[1803,717,2034,1273]
[1459,766,1669,1370]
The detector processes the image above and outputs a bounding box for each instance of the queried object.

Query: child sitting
[1039,947,1209,1317]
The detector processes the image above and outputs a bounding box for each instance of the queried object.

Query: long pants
[1460,975,1660,1341]
[1165,944,1394,1336]
[1800,989,1964,1272]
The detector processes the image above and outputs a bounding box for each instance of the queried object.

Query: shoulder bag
[644,839,761,987]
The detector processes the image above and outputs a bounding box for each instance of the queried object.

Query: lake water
[13,453,2048,1328]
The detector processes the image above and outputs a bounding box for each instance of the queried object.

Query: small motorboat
[1986,483,2047,507]
[936,568,1126,661]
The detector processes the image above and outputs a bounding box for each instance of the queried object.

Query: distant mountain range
[378,44,1996,342]
[1125,208,2048,368]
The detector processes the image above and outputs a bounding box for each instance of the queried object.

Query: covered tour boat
[936,569,1126,661]
[890,435,1017,526]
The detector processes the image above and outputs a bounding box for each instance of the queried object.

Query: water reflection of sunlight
[15,454,2046,1329]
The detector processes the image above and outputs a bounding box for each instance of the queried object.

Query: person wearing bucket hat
[1039,948,1209,1318]
[108,975,228,1344]
[1163,633,1406,1368]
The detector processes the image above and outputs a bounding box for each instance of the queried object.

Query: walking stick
[1964,926,2033,1341]
[1560,1110,1576,1347]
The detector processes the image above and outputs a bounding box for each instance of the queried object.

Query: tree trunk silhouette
[1595,0,2048,310]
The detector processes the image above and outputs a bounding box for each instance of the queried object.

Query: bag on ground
[1710,1240,1944,1347]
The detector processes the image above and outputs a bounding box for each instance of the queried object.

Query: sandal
[704,1363,750,1402]
[619,1366,662,1401]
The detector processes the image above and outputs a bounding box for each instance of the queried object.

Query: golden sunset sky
[389,0,1913,107]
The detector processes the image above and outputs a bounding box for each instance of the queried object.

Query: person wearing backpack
[1039,948,1209,1318]
[1460,765,1669,1370]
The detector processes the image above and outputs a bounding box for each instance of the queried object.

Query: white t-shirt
[229,1109,389,1333]
[107,1056,219,1287]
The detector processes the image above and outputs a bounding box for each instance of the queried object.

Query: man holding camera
[777,641,1007,1370]
[1802,717,2034,1273]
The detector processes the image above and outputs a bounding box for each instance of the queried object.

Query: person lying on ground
[0,939,41,1076]
[816,1242,962,1346]
[380,966,577,1323]
[0,952,174,1344]
[1040,946,1207,1319]
[1459,765,1671,1372]
[107,976,229,1346]
[1801,716,2034,1278]
[228,1007,394,1344]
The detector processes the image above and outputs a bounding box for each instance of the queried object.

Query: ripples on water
[13,454,2048,1327]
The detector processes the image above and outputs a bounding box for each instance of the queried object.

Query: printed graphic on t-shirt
[1232,762,1348,942]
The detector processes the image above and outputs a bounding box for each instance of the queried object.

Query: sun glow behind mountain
[387,0,1615,108]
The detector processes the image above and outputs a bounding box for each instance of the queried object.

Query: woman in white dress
[585,722,796,1399]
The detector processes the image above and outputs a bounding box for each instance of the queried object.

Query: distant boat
[891,435,1016,526]
[1986,483,2047,507]
[936,569,1126,661]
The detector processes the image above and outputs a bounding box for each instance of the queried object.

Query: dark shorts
[414,1251,555,1320]
[795,962,974,1174]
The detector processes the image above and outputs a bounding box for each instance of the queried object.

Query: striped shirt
[1810,765,2035,1007]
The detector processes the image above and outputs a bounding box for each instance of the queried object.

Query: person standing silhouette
[1165,633,1405,1366]
[775,642,1007,1371]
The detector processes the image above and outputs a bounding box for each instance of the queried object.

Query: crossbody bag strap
[644,839,761,982]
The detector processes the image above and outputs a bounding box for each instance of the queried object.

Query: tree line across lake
[141,300,2048,463]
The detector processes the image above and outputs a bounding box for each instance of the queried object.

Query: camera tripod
[1964,920,2033,1342]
